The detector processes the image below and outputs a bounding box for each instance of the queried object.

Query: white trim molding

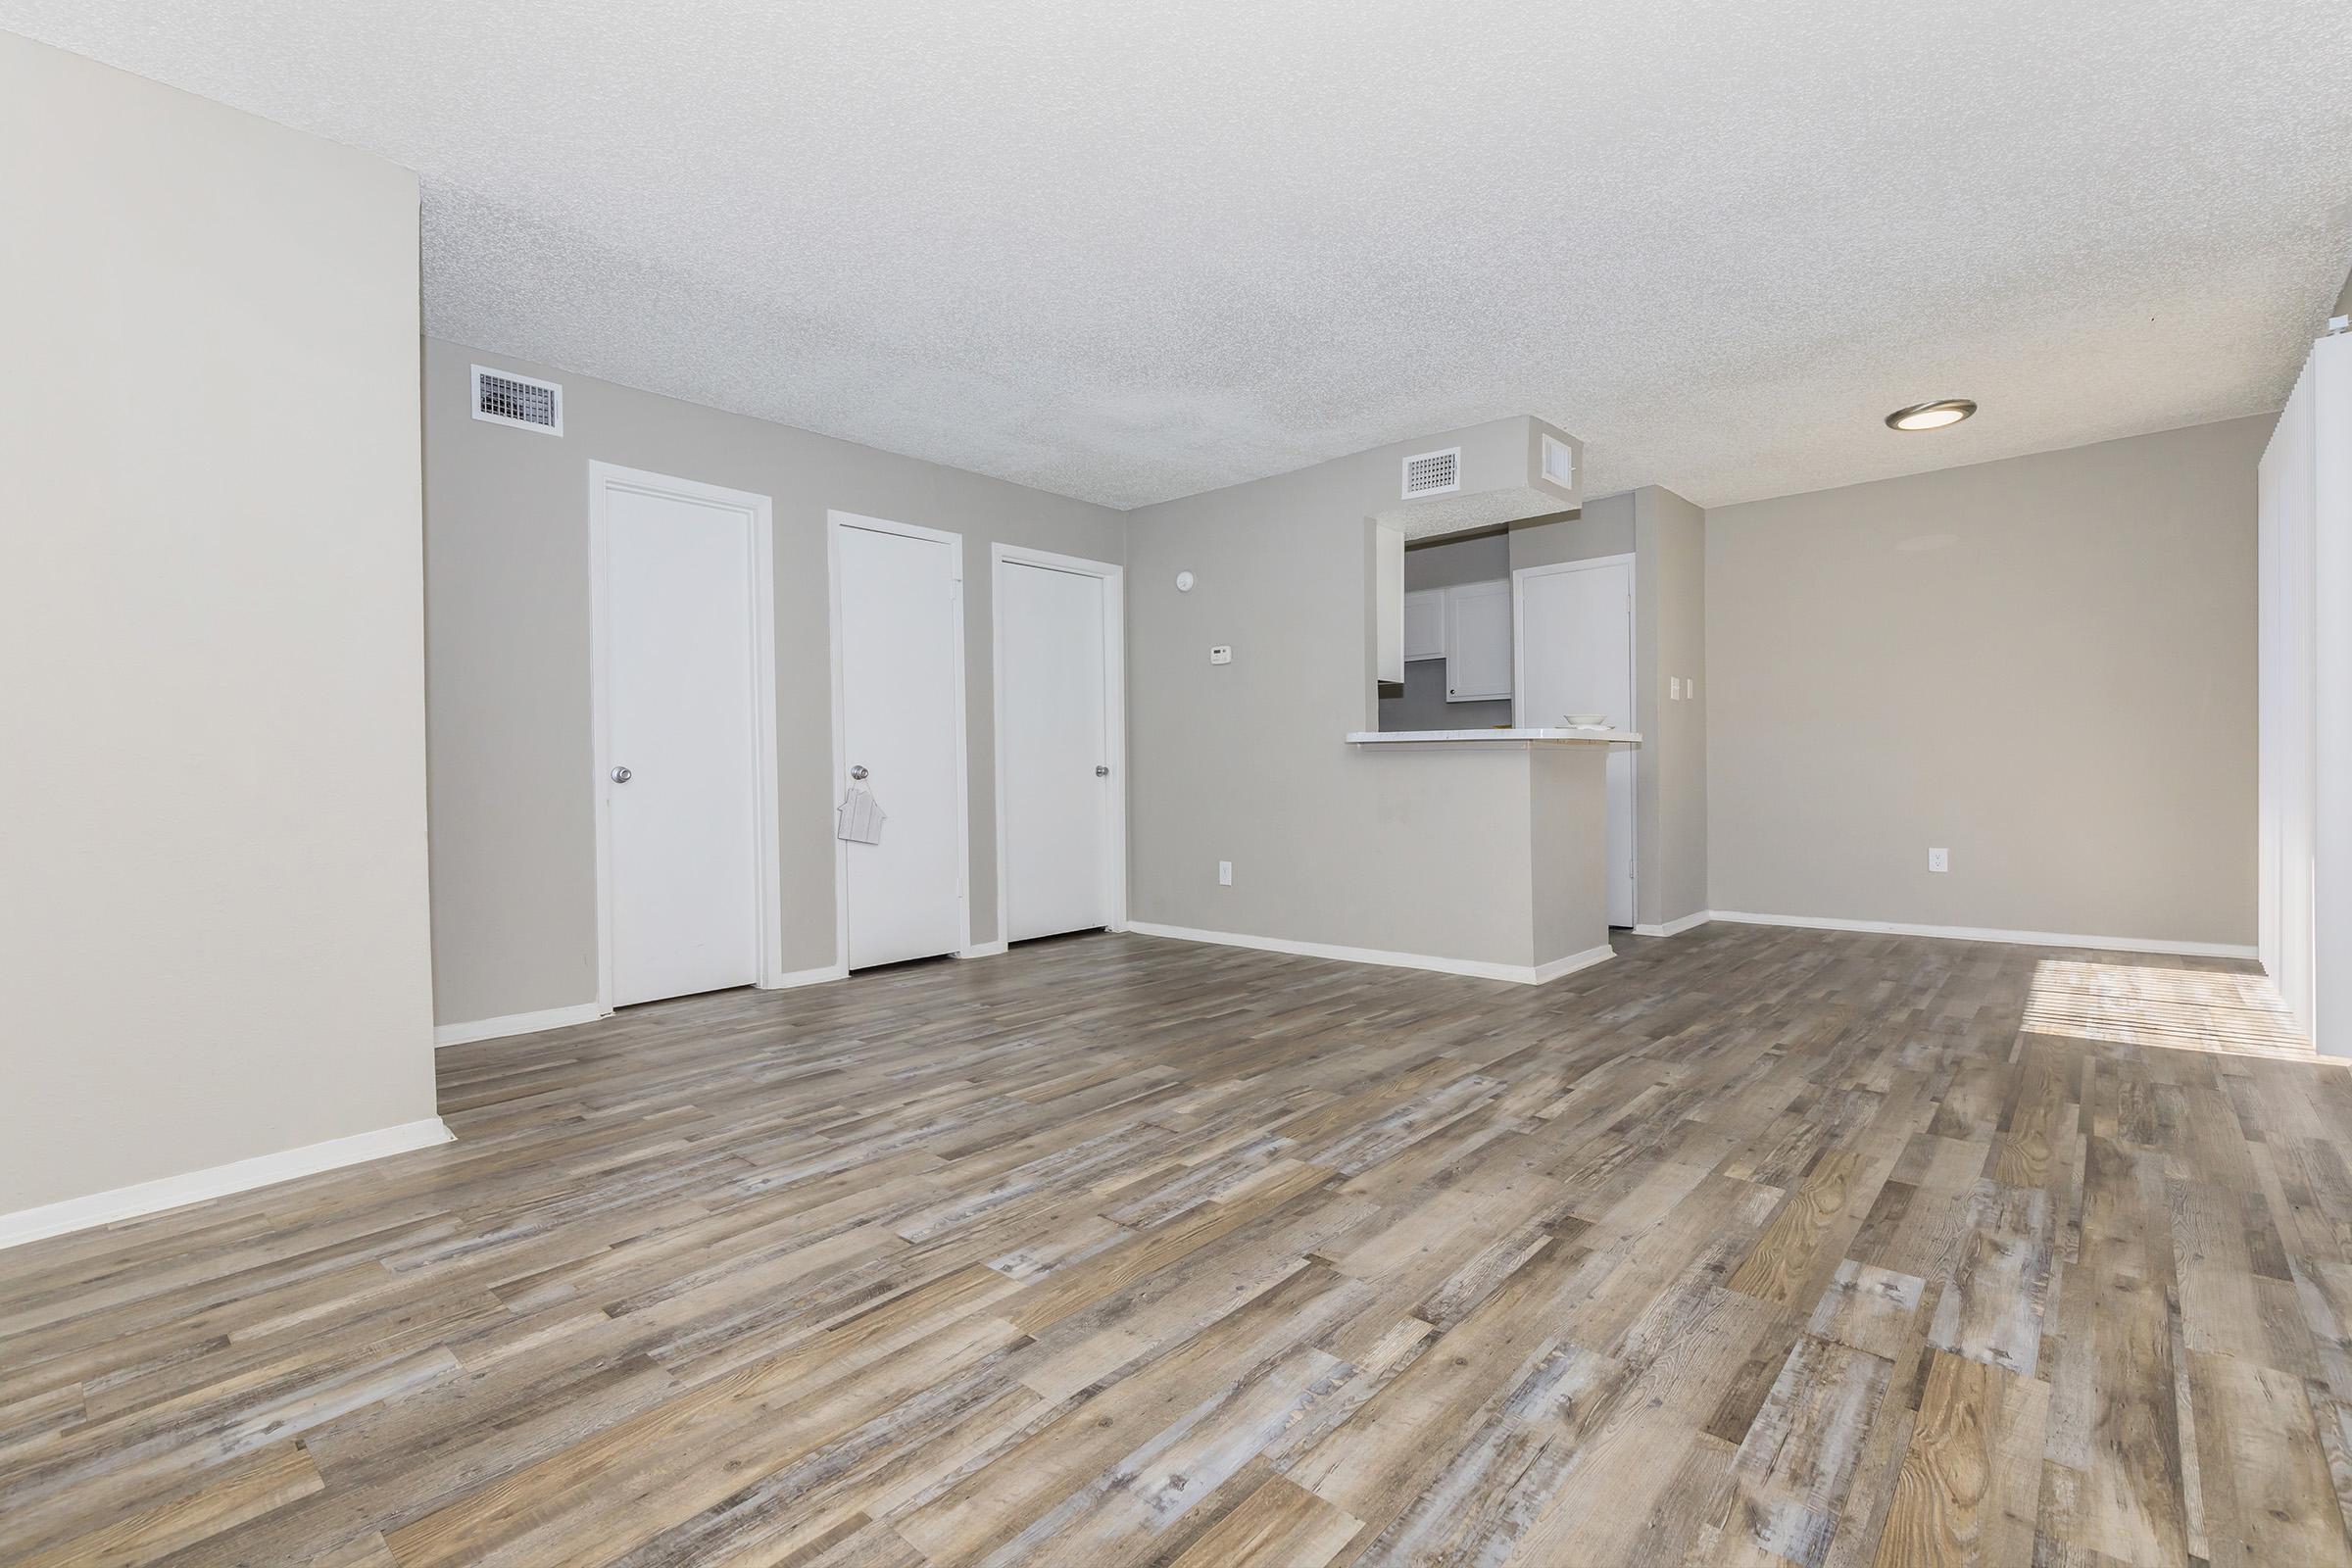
[1527,944,1619,983]
[0,1118,455,1251]
[434,1002,609,1049]
[1632,910,1713,939]
[760,964,850,991]
[1126,921,1614,985]
[1704,909,2255,960]
[956,941,1010,960]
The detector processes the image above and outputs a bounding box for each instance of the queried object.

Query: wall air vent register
[471,365,563,434]
[1401,446,1460,499]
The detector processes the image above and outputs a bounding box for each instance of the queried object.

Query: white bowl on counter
[1561,713,1608,727]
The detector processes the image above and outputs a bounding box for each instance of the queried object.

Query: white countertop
[1347,727,1642,746]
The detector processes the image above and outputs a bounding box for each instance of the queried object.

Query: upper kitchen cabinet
[1444,580,1512,702]
[1403,588,1446,661]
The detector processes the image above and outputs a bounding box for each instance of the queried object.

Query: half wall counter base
[1328,726,1641,982]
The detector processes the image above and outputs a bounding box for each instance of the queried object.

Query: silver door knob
[610,766,632,783]
[850,764,869,780]
[1096,765,1110,777]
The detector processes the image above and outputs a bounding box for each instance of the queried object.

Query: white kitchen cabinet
[1376,526,1405,684]
[1444,579,1512,702]
[1402,589,1446,662]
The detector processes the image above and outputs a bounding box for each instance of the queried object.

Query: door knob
[1096,765,1110,777]
[850,764,869,780]
[611,766,632,784]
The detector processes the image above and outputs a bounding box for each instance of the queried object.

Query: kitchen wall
[1707,416,2265,948]
[2,35,436,1220]
[1380,531,1513,730]
[1126,419,1592,966]
[1642,489,1709,928]
[1508,489,1707,931]
[1509,500,1636,570]
[422,338,1125,1030]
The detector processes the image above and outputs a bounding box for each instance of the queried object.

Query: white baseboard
[1528,944,1618,983]
[433,1002,608,1049]
[956,942,1009,960]
[1632,910,1713,939]
[0,1117,454,1251]
[1125,921,1613,985]
[1703,909,2256,960]
[761,964,849,990]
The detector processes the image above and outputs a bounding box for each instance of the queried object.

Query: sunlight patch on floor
[2024,958,2312,1058]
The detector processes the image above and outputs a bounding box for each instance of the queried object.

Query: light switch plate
[1217,860,1233,886]
[1209,645,1233,665]
[1670,677,1683,700]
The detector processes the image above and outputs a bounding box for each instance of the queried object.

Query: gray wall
[1641,488,1709,927]
[423,338,1125,1027]
[2,35,436,1213]
[1126,421,1602,965]
[1381,532,1513,730]
[1405,530,1511,589]
[1509,501,1636,570]
[1706,416,2266,946]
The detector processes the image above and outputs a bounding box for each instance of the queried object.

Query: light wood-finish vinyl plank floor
[1,923,2345,1566]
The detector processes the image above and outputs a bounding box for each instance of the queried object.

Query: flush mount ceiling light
[1886,398,1978,431]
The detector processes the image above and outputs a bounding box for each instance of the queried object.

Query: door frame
[588,461,784,1012]
[1511,551,1639,924]
[989,543,1130,948]
[825,511,975,968]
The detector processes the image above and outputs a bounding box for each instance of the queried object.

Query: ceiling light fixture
[1886,398,1977,431]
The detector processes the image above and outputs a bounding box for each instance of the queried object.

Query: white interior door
[605,486,761,1005]
[1517,558,1637,927]
[1000,560,1111,941]
[837,519,966,968]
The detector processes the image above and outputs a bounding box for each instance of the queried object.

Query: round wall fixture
[1175,570,1195,592]
[1886,398,1978,431]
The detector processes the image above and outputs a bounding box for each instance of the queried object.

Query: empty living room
[8,4,2352,1565]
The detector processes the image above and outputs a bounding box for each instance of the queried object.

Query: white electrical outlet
[1929,848,1950,873]
[1217,860,1233,886]
[1209,645,1233,665]
[1671,677,1684,700]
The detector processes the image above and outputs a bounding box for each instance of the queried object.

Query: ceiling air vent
[471,365,563,435]
[1401,446,1460,500]
[1542,433,1576,488]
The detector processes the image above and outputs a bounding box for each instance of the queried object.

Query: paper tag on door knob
[837,784,886,845]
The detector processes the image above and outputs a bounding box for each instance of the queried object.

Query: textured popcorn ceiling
[7,1,2351,510]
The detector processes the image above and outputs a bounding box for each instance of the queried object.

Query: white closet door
[1517,558,1637,927]
[606,488,760,1005]
[837,521,966,968]
[1001,561,1110,941]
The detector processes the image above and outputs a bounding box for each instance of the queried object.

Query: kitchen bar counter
[1346,726,1641,746]
[1327,728,1635,981]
